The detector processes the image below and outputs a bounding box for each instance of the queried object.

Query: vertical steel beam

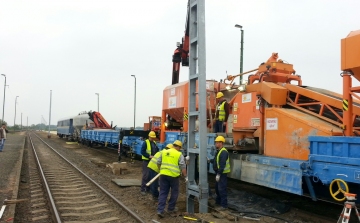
[187,0,208,214]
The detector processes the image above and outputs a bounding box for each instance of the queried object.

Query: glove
[185,177,188,183]
[216,174,220,182]
[185,156,190,161]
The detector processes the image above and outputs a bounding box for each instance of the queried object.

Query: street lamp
[48,90,52,138]
[1,74,6,123]
[95,93,99,112]
[14,96,19,131]
[235,24,244,84]
[131,75,136,129]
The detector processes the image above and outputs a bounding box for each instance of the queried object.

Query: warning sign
[242,93,251,103]
[266,118,278,130]
[251,118,260,127]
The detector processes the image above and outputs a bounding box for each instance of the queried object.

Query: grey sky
[0,0,359,127]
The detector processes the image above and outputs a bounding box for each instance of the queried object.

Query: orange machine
[224,51,360,160]
[341,30,360,136]
[160,80,239,142]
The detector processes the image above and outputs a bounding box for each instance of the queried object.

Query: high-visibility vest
[160,148,181,177]
[217,101,226,121]
[142,139,152,160]
[217,147,230,173]
[147,151,162,173]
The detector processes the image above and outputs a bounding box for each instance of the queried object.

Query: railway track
[27,133,145,223]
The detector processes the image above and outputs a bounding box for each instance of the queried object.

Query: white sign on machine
[169,97,177,108]
[266,118,278,130]
[170,88,175,96]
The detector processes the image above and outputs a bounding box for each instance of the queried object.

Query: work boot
[141,191,146,196]
[167,207,178,212]
[217,206,228,211]
[152,196,158,201]
[157,212,164,218]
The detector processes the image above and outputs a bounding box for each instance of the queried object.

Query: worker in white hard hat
[156,140,187,218]
[140,131,159,195]
[147,143,173,201]
[213,135,230,211]
[214,92,230,133]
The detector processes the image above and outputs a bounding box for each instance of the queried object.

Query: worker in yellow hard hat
[147,143,173,201]
[213,135,230,211]
[156,140,187,218]
[214,92,229,133]
[140,131,159,195]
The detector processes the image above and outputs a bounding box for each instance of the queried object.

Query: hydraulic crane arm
[88,111,112,129]
[171,0,190,85]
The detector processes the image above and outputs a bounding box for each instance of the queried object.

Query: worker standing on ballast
[147,143,174,201]
[214,92,230,133]
[141,131,159,195]
[213,136,230,211]
[156,140,187,218]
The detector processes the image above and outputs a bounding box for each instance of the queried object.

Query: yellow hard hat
[173,140,183,148]
[165,143,174,149]
[216,92,224,99]
[215,136,225,143]
[148,131,156,138]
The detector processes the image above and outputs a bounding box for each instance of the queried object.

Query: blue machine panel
[165,131,181,146]
[240,154,304,195]
[308,136,360,184]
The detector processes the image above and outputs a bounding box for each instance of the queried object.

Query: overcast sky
[0,0,359,127]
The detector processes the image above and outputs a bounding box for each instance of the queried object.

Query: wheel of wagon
[329,179,349,201]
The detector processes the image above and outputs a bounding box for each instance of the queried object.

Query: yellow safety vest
[217,147,230,173]
[160,148,181,177]
[142,139,152,161]
[217,101,226,121]
[147,151,162,173]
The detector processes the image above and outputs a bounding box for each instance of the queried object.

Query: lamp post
[235,24,244,84]
[48,90,52,138]
[131,75,136,129]
[95,93,99,112]
[14,96,19,131]
[1,74,6,123]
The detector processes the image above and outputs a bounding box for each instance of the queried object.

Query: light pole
[14,96,19,131]
[48,90,52,138]
[1,74,6,123]
[235,24,244,84]
[131,75,136,129]
[95,93,99,112]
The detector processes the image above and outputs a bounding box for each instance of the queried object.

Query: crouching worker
[156,140,187,218]
[147,143,173,201]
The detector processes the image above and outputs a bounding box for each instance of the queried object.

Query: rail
[31,132,146,223]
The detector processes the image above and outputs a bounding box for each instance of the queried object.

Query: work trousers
[141,160,150,192]
[157,175,179,213]
[215,173,228,208]
[0,139,5,152]
[214,120,225,133]
[148,168,159,198]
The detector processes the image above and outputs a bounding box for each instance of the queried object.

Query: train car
[57,116,74,139]
[57,111,96,141]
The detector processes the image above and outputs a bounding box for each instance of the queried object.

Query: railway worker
[213,135,230,211]
[156,140,187,218]
[214,92,230,133]
[140,131,159,195]
[0,123,5,152]
[147,143,174,201]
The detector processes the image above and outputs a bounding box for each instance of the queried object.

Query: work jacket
[148,151,162,173]
[141,139,158,161]
[159,148,181,177]
[214,147,230,174]
[215,100,229,122]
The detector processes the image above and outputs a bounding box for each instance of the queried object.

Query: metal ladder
[186,0,208,214]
